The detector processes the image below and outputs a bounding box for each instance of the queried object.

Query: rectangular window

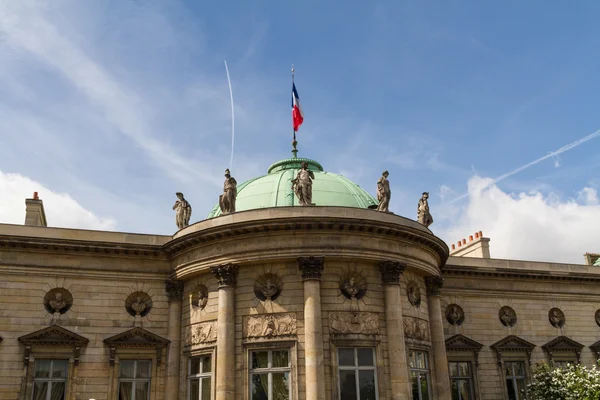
[119,360,151,400]
[504,361,526,400]
[32,359,68,400]
[189,355,212,400]
[337,347,378,400]
[250,349,291,400]
[409,350,430,400]
[449,361,474,400]
[553,360,575,370]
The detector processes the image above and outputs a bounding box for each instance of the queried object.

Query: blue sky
[1,1,600,263]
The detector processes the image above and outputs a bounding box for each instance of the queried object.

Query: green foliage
[527,362,600,400]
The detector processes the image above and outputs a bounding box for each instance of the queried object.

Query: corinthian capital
[211,263,239,288]
[379,261,405,285]
[165,279,184,301]
[425,276,444,295]
[298,256,324,281]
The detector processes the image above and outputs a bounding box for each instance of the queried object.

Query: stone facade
[1,207,599,400]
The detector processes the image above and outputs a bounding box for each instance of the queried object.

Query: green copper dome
[206,157,378,218]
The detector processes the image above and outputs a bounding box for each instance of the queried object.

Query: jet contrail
[448,128,600,204]
[224,60,235,170]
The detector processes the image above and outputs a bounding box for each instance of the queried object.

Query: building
[1,155,599,400]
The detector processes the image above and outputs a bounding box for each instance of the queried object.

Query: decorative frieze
[379,261,405,285]
[329,312,379,336]
[211,263,239,288]
[298,256,324,280]
[187,321,217,345]
[425,276,443,295]
[243,313,297,339]
[165,279,184,301]
[403,316,430,341]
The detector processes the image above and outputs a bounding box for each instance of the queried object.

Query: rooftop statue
[417,192,433,228]
[292,162,315,206]
[219,169,237,214]
[376,171,391,212]
[173,192,192,230]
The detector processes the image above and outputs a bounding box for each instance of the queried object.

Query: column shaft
[426,277,451,400]
[165,279,184,400]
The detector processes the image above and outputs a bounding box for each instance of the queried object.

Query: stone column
[298,256,326,400]
[165,279,184,400]
[379,261,411,400]
[211,264,239,400]
[425,276,451,400]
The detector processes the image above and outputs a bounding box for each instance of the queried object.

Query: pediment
[104,327,169,348]
[18,325,88,346]
[542,336,584,352]
[590,339,600,351]
[490,335,536,352]
[445,334,483,352]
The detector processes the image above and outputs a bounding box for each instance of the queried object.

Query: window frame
[336,347,379,400]
[23,351,75,400]
[188,353,213,400]
[249,349,292,400]
[502,359,528,400]
[31,358,70,400]
[118,359,152,400]
[109,350,159,400]
[448,360,476,400]
[408,349,431,400]
[329,339,383,400]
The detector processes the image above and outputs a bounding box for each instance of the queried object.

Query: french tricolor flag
[292,83,304,132]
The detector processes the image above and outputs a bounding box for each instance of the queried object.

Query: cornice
[443,264,600,283]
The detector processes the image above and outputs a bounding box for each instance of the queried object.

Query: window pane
[135,382,150,400]
[252,351,269,369]
[458,362,470,377]
[451,379,460,400]
[190,378,199,400]
[513,362,524,377]
[338,348,355,366]
[272,350,289,368]
[411,374,420,400]
[136,361,151,379]
[359,370,377,400]
[120,361,135,378]
[339,370,358,400]
[119,382,133,400]
[449,362,458,377]
[416,352,426,369]
[201,378,211,400]
[250,374,268,400]
[419,372,430,400]
[504,363,512,377]
[357,348,374,366]
[50,382,66,400]
[32,382,48,400]
[506,379,517,400]
[190,358,201,375]
[51,360,69,378]
[458,380,472,400]
[201,355,211,373]
[409,351,417,369]
[272,372,290,400]
[35,360,52,378]
[516,378,526,400]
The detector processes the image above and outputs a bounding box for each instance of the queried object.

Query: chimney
[25,192,47,227]
[449,230,491,258]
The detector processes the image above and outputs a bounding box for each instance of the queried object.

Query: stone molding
[425,276,443,295]
[104,327,170,366]
[542,336,584,364]
[589,339,600,361]
[444,264,600,283]
[379,261,405,285]
[243,313,297,339]
[165,279,184,301]
[490,335,536,365]
[211,263,239,288]
[403,316,430,341]
[187,321,217,346]
[445,334,484,365]
[18,325,89,366]
[329,312,379,336]
[298,256,324,281]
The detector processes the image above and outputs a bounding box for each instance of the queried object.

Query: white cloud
[438,176,600,264]
[0,171,116,230]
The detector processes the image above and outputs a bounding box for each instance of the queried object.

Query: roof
[206,157,378,218]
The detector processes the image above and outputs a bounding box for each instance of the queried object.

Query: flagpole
[291,64,298,158]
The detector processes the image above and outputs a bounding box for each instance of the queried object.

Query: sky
[1,0,600,264]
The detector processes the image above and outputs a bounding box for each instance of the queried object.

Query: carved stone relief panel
[445,304,464,326]
[329,312,379,335]
[187,321,217,346]
[243,313,297,339]
[548,308,565,328]
[43,288,73,315]
[254,273,282,302]
[125,291,152,317]
[403,316,430,341]
[340,271,367,300]
[499,306,517,327]
[406,281,421,307]
[191,284,209,310]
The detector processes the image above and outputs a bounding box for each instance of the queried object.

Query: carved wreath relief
[340,271,367,300]
[44,288,73,315]
[254,274,282,302]
[188,321,217,345]
[192,284,209,310]
[125,291,152,317]
[499,306,517,327]
[403,316,430,341]
[445,304,465,326]
[243,313,297,339]
[406,281,421,307]
[548,308,565,328]
[329,312,379,335]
